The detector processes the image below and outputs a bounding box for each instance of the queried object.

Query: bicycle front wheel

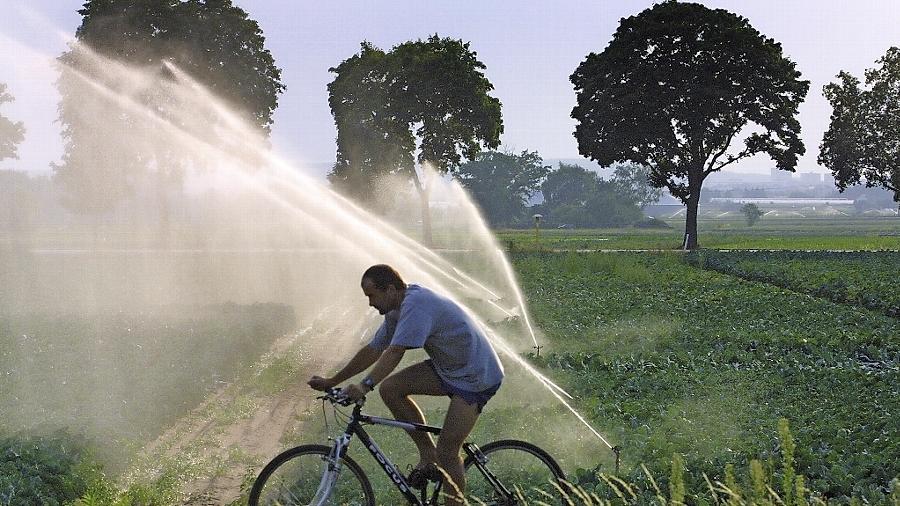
[463,439,566,505]
[248,444,375,506]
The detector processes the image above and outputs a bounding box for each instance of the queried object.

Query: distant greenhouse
[709,197,855,206]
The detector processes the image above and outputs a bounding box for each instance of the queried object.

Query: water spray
[57,45,620,465]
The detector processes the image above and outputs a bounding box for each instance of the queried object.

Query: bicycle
[248,388,566,505]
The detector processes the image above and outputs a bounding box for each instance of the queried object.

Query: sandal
[407,462,440,489]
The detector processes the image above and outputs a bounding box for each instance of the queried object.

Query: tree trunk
[91,219,100,250]
[411,165,434,247]
[156,173,171,248]
[683,194,700,250]
[418,187,433,247]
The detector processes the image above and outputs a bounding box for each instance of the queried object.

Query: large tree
[819,47,900,213]
[571,1,808,249]
[328,35,503,244]
[54,0,284,222]
[327,43,414,205]
[0,83,25,164]
[455,149,550,227]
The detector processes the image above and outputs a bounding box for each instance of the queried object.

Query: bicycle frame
[326,401,509,505]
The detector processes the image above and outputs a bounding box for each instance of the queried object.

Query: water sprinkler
[532,213,543,241]
[533,344,543,357]
[158,59,177,81]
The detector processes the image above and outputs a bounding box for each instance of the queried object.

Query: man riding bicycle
[308,264,504,505]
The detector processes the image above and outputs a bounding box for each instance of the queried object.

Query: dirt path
[179,386,316,505]
[127,307,367,505]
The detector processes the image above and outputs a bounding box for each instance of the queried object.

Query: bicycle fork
[308,434,352,506]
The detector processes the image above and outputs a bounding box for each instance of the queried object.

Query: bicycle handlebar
[317,387,363,407]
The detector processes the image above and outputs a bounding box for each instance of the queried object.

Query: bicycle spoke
[249,445,374,506]
[464,441,566,505]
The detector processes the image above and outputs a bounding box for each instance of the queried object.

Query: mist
[0,37,609,484]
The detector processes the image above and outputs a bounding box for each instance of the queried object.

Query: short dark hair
[361,264,406,290]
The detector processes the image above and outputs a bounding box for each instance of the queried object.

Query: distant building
[796,172,823,185]
[770,167,792,183]
[709,197,854,206]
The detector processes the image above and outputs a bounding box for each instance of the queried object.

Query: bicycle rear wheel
[248,444,375,506]
[463,439,566,505]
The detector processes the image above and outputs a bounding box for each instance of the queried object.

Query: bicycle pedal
[407,463,440,489]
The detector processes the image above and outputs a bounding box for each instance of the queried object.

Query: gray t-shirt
[368,284,504,392]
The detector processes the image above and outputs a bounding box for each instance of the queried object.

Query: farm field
[514,250,899,501]
[497,216,900,251]
[686,250,900,317]
[3,220,899,504]
[0,304,295,465]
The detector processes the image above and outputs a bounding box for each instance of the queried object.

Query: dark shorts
[425,360,501,413]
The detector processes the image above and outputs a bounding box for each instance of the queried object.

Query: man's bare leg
[436,396,479,506]
[378,361,446,466]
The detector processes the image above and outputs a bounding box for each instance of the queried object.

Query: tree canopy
[0,83,25,163]
[328,35,502,243]
[538,163,642,228]
[819,47,900,206]
[68,0,284,133]
[571,0,808,248]
[327,43,414,204]
[54,0,285,216]
[541,163,599,210]
[610,163,663,209]
[740,202,764,226]
[455,150,550,227]
[386,36,503,173]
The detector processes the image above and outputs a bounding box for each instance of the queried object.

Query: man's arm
[344,345,407,400]
[308,345,382,391]
[363,345,407,385]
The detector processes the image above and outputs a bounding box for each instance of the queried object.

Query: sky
[1,1,899,178]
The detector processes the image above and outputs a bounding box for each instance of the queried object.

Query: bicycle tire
[462,439,567,505]
[248,444,376,506]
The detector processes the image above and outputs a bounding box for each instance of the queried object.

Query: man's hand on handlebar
[309,375,371,403]
[343,383,370,402]
[308,375,337,391]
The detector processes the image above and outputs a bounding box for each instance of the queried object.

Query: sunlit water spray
[1,34,615,467]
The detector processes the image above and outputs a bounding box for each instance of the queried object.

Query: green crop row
[514,251,899,502]
[565,419,900,506]
[0,432,99,506]
[0,429,186,506]
[0,303,295,467]
[686,251,900,317]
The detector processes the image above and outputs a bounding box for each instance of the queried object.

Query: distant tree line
[528,162,655,229]
[454,153,661,228]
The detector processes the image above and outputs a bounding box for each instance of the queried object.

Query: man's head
[361,264,406,315]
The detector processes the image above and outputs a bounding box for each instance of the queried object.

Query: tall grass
[530,419,899,506]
